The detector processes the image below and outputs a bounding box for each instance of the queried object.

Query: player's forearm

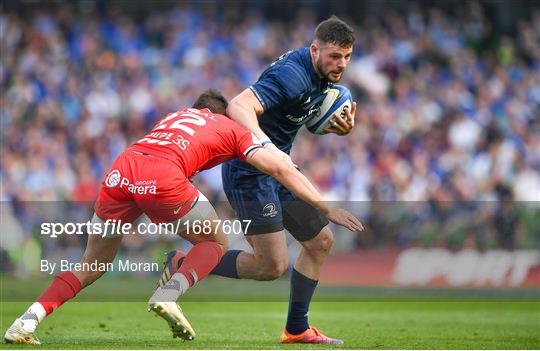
[275,167,329,216]
[246,149,328,214]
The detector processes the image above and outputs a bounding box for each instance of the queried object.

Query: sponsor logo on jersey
[105,170,122,187]
[105,170,157,195]
[262,203,278,217]
[285,94,325,124]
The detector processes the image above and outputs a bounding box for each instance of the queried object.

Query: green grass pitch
[1,300,539,349]
[1,276,539,349]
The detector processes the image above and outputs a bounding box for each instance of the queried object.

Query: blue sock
[210,250,242,278]
[286,268,318,335]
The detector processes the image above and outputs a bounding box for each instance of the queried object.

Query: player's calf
[149,197,225,303]
[226,231,289,281]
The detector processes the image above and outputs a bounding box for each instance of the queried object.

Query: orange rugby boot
[280,326,343,344]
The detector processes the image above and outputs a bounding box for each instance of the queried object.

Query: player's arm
[228,89,295,165]
[226,89,267,140]
[245,148,364,232]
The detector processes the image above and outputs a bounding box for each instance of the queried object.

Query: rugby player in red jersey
[4,90,363,345]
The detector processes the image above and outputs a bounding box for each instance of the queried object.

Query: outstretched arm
[246,148,364,232]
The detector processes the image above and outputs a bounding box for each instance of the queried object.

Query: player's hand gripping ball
[305,85,353,135]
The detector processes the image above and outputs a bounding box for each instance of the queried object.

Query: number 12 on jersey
[137,108,212,150]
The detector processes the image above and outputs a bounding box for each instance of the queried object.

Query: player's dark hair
[314,16,355,48]
[192,89,228,115]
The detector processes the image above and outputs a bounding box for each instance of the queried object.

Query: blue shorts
[222,161,329,241]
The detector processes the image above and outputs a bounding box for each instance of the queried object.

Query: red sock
[37,271,82,315]
[177,241,223,286]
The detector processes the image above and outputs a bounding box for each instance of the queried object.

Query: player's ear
[310,42,319,59]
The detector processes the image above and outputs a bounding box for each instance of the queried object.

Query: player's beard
[317,57,343,83]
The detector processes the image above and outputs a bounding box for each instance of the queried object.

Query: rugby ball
[305,85,352,135]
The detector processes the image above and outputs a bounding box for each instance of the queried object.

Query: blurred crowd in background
[1,0,539,272]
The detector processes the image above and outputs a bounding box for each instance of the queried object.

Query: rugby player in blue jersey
[168,16,357,344]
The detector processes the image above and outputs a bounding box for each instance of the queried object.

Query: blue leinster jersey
[250,47,330,153]
[228,48,330,171]
[222,47,332,234]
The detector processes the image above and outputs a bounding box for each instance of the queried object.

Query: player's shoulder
[260,47,312,90]
[265,48,310,78]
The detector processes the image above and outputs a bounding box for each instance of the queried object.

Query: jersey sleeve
[234,128,262,160]
[250,63,310,112]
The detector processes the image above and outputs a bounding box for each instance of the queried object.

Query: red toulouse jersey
[128,108,261,177]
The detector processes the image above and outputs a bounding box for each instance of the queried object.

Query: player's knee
[305,228,334,256]
[319,230,334,252]
[258,258,288,280]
